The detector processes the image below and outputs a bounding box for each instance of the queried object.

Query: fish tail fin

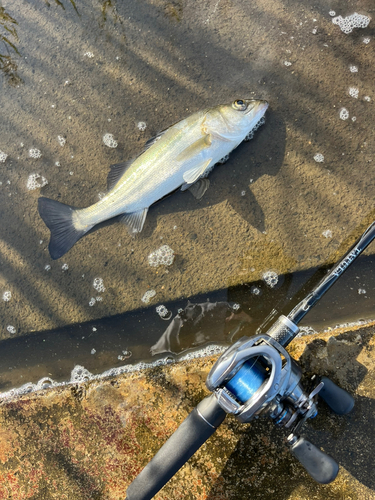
[38,197,88,260]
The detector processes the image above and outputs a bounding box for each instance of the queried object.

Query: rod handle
[126,394,226,500]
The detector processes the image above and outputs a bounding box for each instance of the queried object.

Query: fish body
[39,99,268,259]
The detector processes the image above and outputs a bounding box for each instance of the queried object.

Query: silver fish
[38,99,268,259]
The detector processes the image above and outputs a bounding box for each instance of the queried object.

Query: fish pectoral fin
[181,178,210,200]
[176,135,212,163]
[182,159,212,184]
[120,208,148,235]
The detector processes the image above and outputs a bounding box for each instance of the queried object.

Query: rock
[0,323,375,499]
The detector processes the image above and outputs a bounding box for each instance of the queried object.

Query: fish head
[207,99,269,141]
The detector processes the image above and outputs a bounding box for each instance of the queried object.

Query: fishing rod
[126,221,375,500]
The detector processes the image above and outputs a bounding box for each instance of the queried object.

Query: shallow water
[0,0,374,391]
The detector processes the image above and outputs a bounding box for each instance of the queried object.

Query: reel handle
[288,435,339,484]
[126,394,226,500]
[319,377,355,415]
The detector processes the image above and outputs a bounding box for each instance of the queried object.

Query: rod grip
[319,376,355,415]
[289,436,339,484]
[126,394,226,500]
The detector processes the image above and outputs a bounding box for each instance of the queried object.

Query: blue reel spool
[225,357,268,403]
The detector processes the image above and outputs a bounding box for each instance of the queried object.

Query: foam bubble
[141,290,156,303]
[91,348,96,355]
[89,297,96,306]
[217,154,229,164]
[7,325,16,334]
[71,365,92,382]
[364,96,371,101]
[296,326,318,337]
[93,277,105,292]
[284,61,292,66]
[358,288,367,294]
[322,229,332,238]
[262,270,279,288]
[62,263,69,271]
[44,264,51,271]
[231,303,240,311]
[329,10,336,17]
[332,13,370,34]
[103,133,118,148]
[0,151,8,163]
[137,121,147,131]
[84,52,94,58]
[363,37,371,44]
[314,153,324,162]
[95,296,103,302]
[339,108,349,120]
[241,190,246,196]
[27,173,48,190]
[349,65,358,73]
[57,136,66,147]
[148,245,175,267]
[251,286,261,296]
[29,148,42,159]
[156,305,172,320]
[348,87,359,98]
[2,291,11,301]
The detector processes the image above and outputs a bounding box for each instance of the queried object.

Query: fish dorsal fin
[107,160,134,190]
[143,130,166,151]
[183,159,212,184]
[176,135,212,163]
[120,208,148,235]
[107,131,167,191]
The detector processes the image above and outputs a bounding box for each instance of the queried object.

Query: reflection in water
[0,6,22,86]
[151,300,252,355]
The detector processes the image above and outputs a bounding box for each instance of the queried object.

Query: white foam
[348,87,359,98]
[7,325,16,334]
[93,277,105,292]
[103,133,118,148]
[57,136,66,147]
[332,12,370,34]
[339,108,349,120]
[84,52,94,58]
[148,245,175,267]
[0,151,8,163]
[29,148,42,159]
[322,229,333,238]
[262,270,279,288]
[2,291,11,301]
[62,263,69,271]
[141,290,156,303]
[27,173,48,190]
[349,64,358,73]
[156,305,172,320]
[314,153,324,162]
[137,121,147,131]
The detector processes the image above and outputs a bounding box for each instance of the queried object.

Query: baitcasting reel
[126,221,375,500]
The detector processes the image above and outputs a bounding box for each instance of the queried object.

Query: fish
[38,98,268,259]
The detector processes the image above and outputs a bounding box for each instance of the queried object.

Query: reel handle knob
[288,435,339,484]
[319,377,355,415]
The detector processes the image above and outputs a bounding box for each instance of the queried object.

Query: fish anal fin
[107,160,134,190]
[176,135,212,163]
[182,159,212,184]
[120,208,148,235]
[181,178,210,199]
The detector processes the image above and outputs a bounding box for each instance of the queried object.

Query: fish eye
[232,99,247,111]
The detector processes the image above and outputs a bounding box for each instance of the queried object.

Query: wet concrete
[0,323,374,499]
[0,0,374,341]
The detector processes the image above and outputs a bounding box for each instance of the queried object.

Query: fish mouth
[244,99,269,115]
